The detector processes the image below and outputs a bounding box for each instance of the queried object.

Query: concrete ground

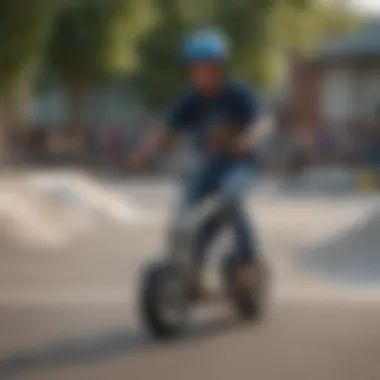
[1,177,380,380]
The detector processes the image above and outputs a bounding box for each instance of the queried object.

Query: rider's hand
[128,150,150,172]
[208,125,236,150]
[229,135,252,156]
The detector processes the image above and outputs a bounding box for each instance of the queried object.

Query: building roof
[317,19,380,61]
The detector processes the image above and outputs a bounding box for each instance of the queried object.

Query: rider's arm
[233,86,261,140]
[229,86,261,153]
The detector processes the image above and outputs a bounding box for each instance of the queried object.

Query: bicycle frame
[165,195,223,268]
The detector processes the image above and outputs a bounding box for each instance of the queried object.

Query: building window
[319,69,355,124]
[357,71,380,122]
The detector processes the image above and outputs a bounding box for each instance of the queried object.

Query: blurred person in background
[129,30,263,297]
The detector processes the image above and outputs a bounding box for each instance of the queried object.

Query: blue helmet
[183,30,229,62]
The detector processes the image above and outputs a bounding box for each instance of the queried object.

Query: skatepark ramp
[27,170,143,223]
[280,167,356,194]
[297,208,380,288]
[0,170,144,252]
[0,179,91,251]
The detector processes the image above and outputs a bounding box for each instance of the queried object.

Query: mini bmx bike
[138,194,270,339]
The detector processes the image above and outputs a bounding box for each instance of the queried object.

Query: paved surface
[1,177,380,380]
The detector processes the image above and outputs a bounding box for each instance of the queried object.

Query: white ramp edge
[0,174,99,251]
[27,171,147,224]
[296,207,380,288]
[0,193,73,251]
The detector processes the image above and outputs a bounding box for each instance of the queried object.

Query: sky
[351,0,380,14]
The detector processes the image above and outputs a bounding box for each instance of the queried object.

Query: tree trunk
[65,79,87,157]
[0,83,28,166]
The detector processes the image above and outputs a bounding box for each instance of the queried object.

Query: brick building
[290,19,380,133]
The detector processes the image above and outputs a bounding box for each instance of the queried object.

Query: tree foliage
[46,0,152,130]
[0,0,61,129]
[0,0,59,85]
[0,0,363,129]
[271,0,362,56]
[48,0,152,82]
[132,0,190,110]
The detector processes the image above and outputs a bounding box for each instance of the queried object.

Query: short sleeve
[166,90,196,132]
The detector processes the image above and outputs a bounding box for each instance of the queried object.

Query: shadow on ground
[296,210,380,288]
[0,315,253,377]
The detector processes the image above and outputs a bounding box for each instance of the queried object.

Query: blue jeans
[180,156,260,267]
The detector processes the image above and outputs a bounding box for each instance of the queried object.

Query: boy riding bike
[129,30,263,299]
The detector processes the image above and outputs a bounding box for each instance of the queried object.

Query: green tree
[48,0,150,132]
[271,0,362,56]
[132,0,190,111]
[213,0,280,90]
[0,0,60,134]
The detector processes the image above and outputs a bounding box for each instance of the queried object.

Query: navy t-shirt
[165,81,260,161]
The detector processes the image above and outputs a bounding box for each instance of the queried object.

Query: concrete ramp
[0,170,151,253]
[297,209,380,288]
[280,167,357,195]
[0,181,91,251]
[27,170,145,224]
